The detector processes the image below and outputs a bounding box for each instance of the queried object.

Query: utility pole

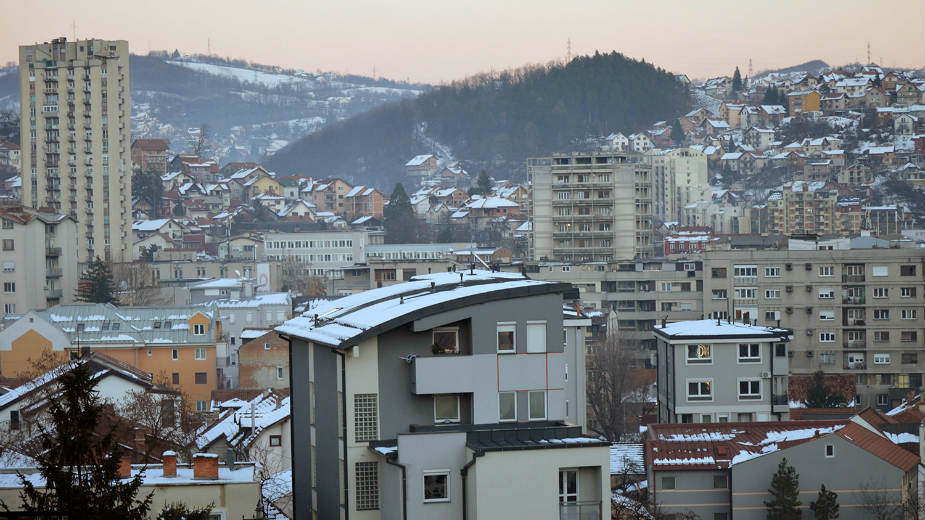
[867,41,871,65]
[567,38,572,64]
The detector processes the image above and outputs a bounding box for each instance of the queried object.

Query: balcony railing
[843,362,866,370]
[45,288,62,299]
[46,267,62,278]
[843,339,866,349]
[842,274,865,283]
[560,501,602,520]
[772,394,789,405]
[842,296,865,305]
[46,246,62,256]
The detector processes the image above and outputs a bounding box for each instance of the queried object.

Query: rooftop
[654,319,792,341]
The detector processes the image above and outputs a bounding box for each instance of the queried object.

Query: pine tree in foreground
[2,362,153,518]
[76,256,120,304]
[810,484,839,519]
[765,457,801,520]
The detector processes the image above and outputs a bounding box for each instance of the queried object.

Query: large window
[355,461,380,510]
[496,323,515,353]
[764,266,781,277]
[434,394,460,423]
[498,392,516,422]
[528,390,546,420]
[193,324,205,335]
[526,321,546,353]
[433,328,458,354]
[738,343,760,362]
[687,379,712,401]
[354,393,378,442]
[686,344,712,364]
[194,372,207,384]
[733,265,757,278]
[423,471,450,503]
[194,348,206,360]
[738,379,761,400]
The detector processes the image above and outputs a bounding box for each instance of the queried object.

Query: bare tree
[586,334,654,441]
[859,481,907,520]
[116,387,203,461]
[110,262,172,306]
[191,123,211,157]
[278,256,325,296]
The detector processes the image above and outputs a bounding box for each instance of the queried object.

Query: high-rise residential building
[19,38,132,263]
[645,147,709,222]
[528,152,653,263]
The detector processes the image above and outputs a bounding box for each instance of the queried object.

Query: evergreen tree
[383,183,418,244]
[765,457,801,520]
[473,170,494,196]
[671,119,686,145]
[76,257,120,305]
[3,363,153,518]
[803,370,845,408]
[131,171,164,217]
[872,73,882,87]
[732,66,743,93]
[157,502,213,520]
[810,484,839,519]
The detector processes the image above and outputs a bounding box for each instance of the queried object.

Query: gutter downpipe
[334,349,349,520]
[460,449,484,520]
[384,455,407,520]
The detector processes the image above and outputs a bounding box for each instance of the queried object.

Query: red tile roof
[835,422,920,472]
[131,138,170,152]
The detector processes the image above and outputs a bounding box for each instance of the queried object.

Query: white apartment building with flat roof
[262,230,368,278]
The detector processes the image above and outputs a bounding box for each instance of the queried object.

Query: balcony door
[559,469,578,504]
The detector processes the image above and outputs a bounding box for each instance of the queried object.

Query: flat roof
[654,319,792,341]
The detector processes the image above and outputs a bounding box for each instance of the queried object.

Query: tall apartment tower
[528,152,653,262]
[19,38,132,263]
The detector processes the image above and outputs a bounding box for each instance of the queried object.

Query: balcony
[842,296,865,305]
[46,246,61,256]
[45,288,62,300]
[843,339,866,349]
[560,501,601,520]
[843,362,866,370]
[772,394,789,406]
[46,267,62,278]
[842,274,865,283]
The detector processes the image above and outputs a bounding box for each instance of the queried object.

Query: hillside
[0,54,426,162]
[756,59,830,77]
[265,51,691,187]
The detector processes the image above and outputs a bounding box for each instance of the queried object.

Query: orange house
[0,304,221,409]
[787,90,821,115]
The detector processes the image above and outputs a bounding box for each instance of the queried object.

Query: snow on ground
[166,60,312,89]
[690,88,722,116]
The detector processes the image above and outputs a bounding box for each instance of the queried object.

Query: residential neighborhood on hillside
[0,10,924,519]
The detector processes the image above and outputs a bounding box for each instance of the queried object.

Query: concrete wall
[396,431,468,520]
[651,468,730,519]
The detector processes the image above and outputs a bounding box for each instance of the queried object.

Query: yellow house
[0,304,221,409]
[245,174,283,199]
[787,90,821,115]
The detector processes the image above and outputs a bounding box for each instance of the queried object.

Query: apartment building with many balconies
[0,205,78,313]
[19,38,132,263]
[528,152,653,263]
[644,147,710,222]
[277,270,610,520]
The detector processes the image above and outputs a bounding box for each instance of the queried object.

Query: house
[604,132,629,152]
[132,218,187,242]
[0,304,221,407]
[654,319,793,424]
[217,234,264,261]
[758,105,787,126]
[895,113,917,135]
[161,171,195,191]
[645,416,920,520]
[787,90,821,114]
[451,246,513,265]
[405,154,438,180]
[238,330,290,389]
[629,133,653,153]
[344,185,387,221]
[743,127,775,150]
[820,92,847,113]
[276,270,610,519]
[131,138,170,173]
[169,154,221,183]
[277,199,317,221]
[701,119,730,137]
[0,141,21,170]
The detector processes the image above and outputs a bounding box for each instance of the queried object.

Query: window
[764,266,781,277]
[277,366,284,380]
[873,309,890,320]
[526,321,546,353]
[264,342,271,350]
[172,372,179,385]
[711,267,727,278]
[818,310,835,321]
[901,309,917,320]
[874,331,890,343]
[817,288,835,299]
[193,323,205,335]
[902,353,918,365]
[901,287,917,298]
[712,289,727,300]
[432,328,458,354]
[661,477,676,489]
[498,392,516,422]
[269,435,281,447]
[900,265,916,276]
[354,393,378,442]
[819,332,836,343]
[496,323,515,353]
[434,394,460,423]
[194,372,207,384]
[195,400,208,412]
[734,287,757,299]
[872,265,888,277]
[528,390,546,420]
[2,261,14,272]
[818,265,833,277]
[2,282,14,293]
[423,472,449,503]
[877,394,889,407]
[738,343,760,362]
[738,379,761,399]
[902,331,918,343]
[775,344,786,357]
[355,461,379,510]
[872,287,888,298]
[171,349,179,360]
[686,344,712,364]
[4,303,15,314]
[713,475,728,488]
[1,239,13,251]
[9,410,20,431]
[687,380,712,401]
[825,444,834,458]
[714,514,729,520]
[733,265,757,278]
[765,289,781,299]
[874,353,891,365]
[194,348,206,360]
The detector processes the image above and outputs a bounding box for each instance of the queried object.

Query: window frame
[422,471,450,503]
[269,435,282,447]
[737,378,761,400]
[432,328,459,355]
[496,322,516,354]
[737,343,761,363]
[433,394,460,424]
[526,320,547,353]
[686,378,713,402]
[194,347,206,360]
[528,390,547,420]
[498,391,516,422]
[685,344,713,365]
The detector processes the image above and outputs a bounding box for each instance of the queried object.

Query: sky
[1,0,923,84]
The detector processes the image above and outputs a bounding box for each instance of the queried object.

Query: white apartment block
[645,147,710,222]
[528,152,654,263]
[19,38,132,263]
[262,230,368,278]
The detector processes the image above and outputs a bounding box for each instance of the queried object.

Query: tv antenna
[567,38,572,63]
[748,58,753,77]
[867,41,871,65]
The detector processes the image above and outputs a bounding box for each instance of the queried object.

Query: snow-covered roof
[610,443,645,475]
[465,197,519,209]
[196,391,289,450]
[276,270,561,347]
[239,329,272,340]
[654,319,791,340]
[132,218,172,232]
[405,154,435,167]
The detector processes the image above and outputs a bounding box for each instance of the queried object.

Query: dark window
[269,435,281,447]
[711,267,727,278]
[775,344,786,357]
[900,265,916,276]
[194,372,207,384]
[713,475,728,488]
[661,476,676,489]
[9,410,19,431]
[172,373,179,385]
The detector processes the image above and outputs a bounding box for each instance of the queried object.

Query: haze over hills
[0,53,427,163]
[755,59,830,77]
[266,51,691,188]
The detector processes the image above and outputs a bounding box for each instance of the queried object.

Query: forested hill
[265,51,691,187]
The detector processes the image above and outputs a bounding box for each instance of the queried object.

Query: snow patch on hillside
[166,60,312,89]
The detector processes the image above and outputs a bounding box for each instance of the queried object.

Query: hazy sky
[2,0,923,83]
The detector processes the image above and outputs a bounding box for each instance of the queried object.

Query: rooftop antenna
[748,58,753,78]
[566,38,572,63]
[867,41,871,65]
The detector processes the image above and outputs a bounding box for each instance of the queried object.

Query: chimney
[132,428,146,453]
[162,450,177,477]
[193,453,219,480]
[118,456,133,479]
